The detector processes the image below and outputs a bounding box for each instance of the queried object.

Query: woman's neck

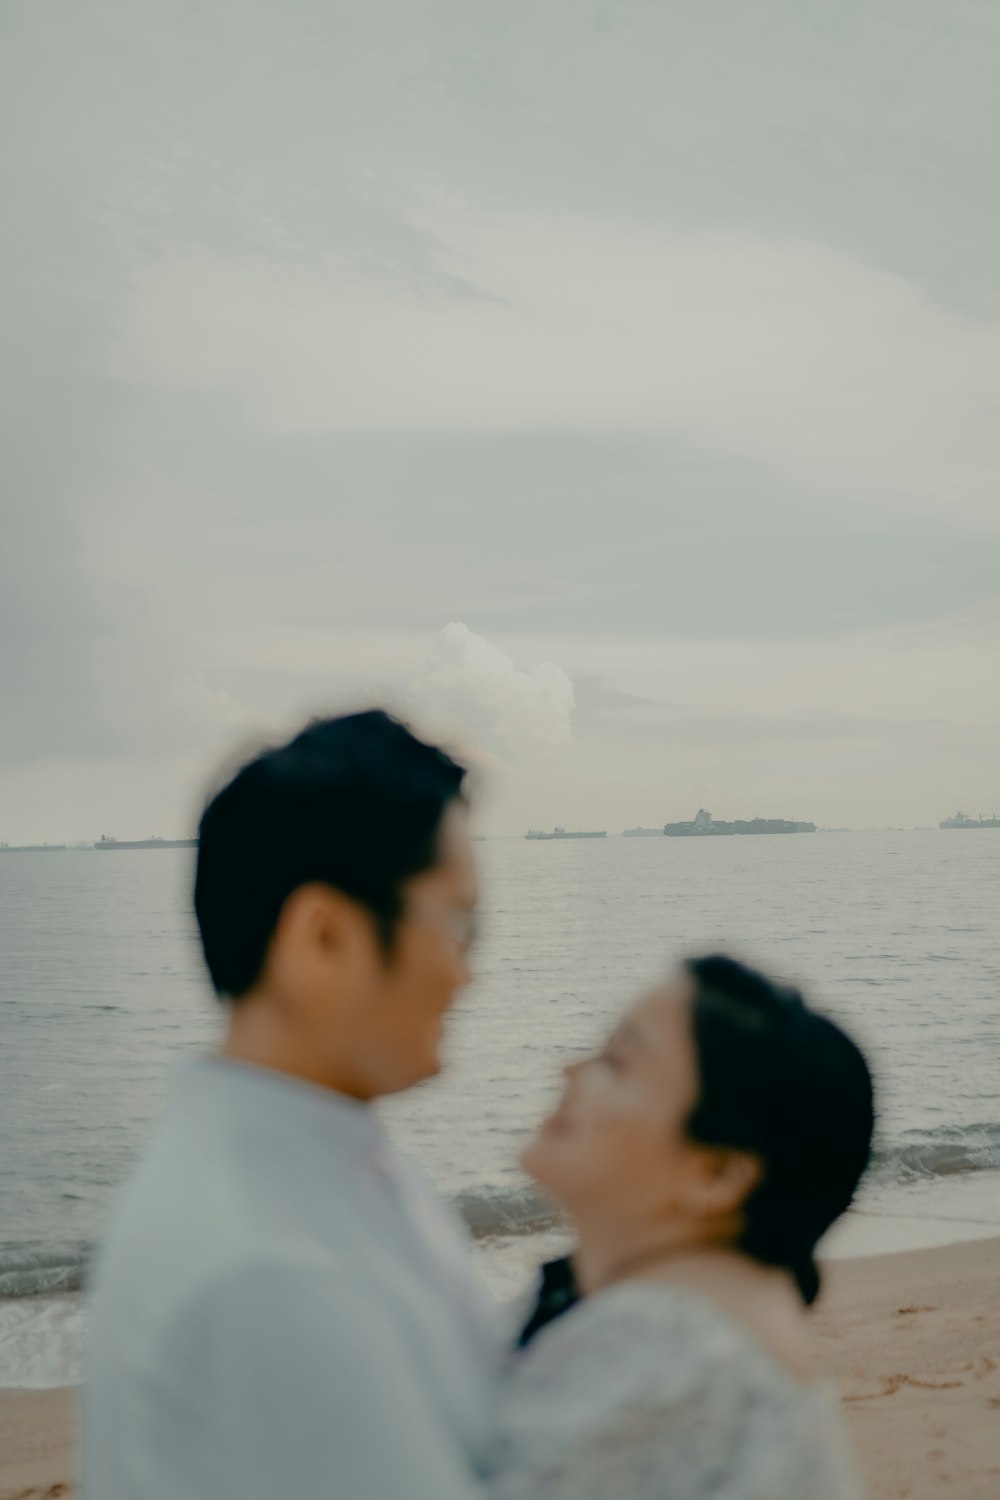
[572,1214,735,1295]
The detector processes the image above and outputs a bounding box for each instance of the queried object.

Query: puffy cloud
[409,623,574,762]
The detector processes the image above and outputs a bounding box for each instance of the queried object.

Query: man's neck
[221,994,374,1101]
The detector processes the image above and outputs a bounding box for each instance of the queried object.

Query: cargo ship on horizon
[663,809,816,837]
[939,812,1000,829]
[0,842,67,852]
[95,835,198,851]
[525,827,607,840]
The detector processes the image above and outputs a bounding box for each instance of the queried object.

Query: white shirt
[82,1058,502,1500]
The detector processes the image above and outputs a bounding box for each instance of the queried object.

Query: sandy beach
[0,1386,74,1498]
[2,1236,997,1499]
[815,1236,1000,1498]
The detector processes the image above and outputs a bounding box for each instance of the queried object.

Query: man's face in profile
[358,799,480,1095]
[255,799,480,1100]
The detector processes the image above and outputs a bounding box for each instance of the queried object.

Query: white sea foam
[0,1294,83,1389]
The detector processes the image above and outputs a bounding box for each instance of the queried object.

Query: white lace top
[489,1282,864,1500]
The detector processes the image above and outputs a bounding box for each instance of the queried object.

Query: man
[83,710,500,1499]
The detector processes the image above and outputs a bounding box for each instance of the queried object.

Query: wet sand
[0,1387,74,1498]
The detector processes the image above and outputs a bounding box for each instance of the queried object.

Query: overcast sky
[2,1,999,841]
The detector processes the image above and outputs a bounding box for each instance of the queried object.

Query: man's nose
[453,948,472,988]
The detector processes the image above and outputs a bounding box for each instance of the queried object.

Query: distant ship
[663,809,816,837]
[622,827,663,837]
[95,835,198,851]
[0,842,67,852]
[525,827,607,840]
[939,812,1000,830]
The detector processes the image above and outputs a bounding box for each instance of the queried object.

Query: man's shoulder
[94,1112,242,1262]
[88,1107,334,1343]
[87,1191,367,1392]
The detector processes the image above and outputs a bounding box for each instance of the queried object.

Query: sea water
[1,831,998,1386]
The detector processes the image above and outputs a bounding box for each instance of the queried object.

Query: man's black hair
[194,710,467,999]
[685,955,875,1305]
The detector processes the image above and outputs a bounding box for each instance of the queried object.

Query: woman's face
[522,973,752,1235]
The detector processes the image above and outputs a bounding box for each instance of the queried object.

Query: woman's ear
[688,1147,763,1221]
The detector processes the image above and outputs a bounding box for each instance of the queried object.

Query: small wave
[3,1129,998,1299]
[870,1123,1000,1183]
[451,1186,565,1239]
[0,1248,88,1299]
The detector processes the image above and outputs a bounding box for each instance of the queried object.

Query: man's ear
[267,884,372,1015]
[277,883,365,954]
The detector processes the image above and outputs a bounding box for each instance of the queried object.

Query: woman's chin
[518,1132,546,1180]
[519,1130,564,1193]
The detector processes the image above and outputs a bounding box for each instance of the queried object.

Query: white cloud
[408,622,574,762]
[118,215,1000,527]
[486,604,1000,732]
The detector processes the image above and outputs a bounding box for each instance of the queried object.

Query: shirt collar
[172,1055,388,1161]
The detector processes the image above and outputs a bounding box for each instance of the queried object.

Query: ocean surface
[2,831,999,1387]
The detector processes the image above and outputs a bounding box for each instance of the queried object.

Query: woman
[491,955,874,1500]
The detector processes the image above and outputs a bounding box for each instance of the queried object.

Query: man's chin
[423,1051,444,1082]
[408,1048,446,1090]
[372,1051,444,1099]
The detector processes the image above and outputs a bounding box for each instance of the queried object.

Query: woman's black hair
[683,955,874,1306]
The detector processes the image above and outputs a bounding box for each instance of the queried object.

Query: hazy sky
[2,2,999,840]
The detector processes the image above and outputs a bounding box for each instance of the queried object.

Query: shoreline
[3,1235,998,1499]
[8,1194,997,1394]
